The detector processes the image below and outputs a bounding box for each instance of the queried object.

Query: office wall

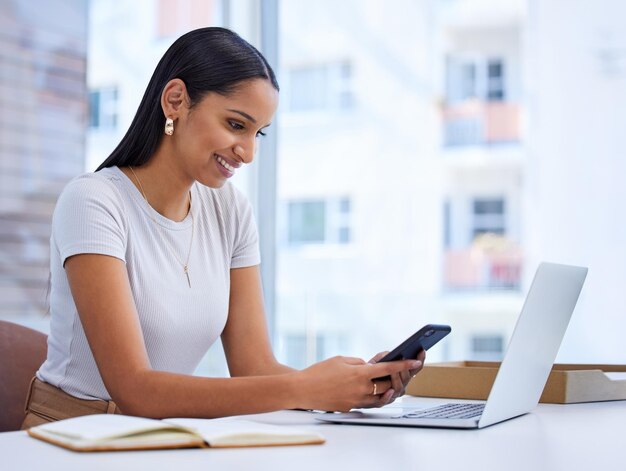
[525,0,626,362]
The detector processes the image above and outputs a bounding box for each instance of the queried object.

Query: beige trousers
[21,378,122,430]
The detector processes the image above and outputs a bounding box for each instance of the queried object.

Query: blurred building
[0,0,88,328]
[435,0,526,361]
[275,0,526,366]
[81,0,626,372]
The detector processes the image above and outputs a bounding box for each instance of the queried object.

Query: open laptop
[317,262,588,429]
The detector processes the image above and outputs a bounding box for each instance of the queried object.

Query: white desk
[3,397,625,471]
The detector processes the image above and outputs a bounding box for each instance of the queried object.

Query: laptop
[317,262,588,429]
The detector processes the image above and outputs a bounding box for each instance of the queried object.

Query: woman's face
[173,78,278,188]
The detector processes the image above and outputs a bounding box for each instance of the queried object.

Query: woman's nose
[233,139,256,164]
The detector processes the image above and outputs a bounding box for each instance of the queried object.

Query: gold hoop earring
[164,118,174,136]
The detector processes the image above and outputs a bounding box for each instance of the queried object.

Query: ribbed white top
[37,167,260,400]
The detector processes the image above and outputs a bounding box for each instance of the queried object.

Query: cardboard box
[406,361,626,404]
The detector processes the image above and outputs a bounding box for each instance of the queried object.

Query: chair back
[0,320,47,432]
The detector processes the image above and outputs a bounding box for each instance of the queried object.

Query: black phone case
[378,324,451,362]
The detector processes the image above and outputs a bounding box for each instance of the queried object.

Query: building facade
[81,0,626,372]
[0,0,88,329]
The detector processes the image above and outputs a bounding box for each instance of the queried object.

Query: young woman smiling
[23,27,424,427]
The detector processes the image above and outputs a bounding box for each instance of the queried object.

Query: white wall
[525,0,626,362]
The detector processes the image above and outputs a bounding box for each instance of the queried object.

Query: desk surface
[3,397,625,471]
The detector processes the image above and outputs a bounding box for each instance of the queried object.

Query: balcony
[444,235,522,291]
[442,100,521,147]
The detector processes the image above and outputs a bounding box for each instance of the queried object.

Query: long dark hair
[96,27,279,171]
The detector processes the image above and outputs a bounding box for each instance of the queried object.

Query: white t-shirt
[37,166,260,400]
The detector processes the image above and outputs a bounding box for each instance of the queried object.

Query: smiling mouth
[216,154,236,172]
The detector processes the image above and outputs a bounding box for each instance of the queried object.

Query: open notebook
[27,414,325,451]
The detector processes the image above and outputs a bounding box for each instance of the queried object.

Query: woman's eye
[229,120,266,137]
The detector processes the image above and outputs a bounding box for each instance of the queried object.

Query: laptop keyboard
[395,403,485,420]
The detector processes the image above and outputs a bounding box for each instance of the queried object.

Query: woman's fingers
[366,359,422,380]
[366,378,392,396]
[368,353,424,400]
[398,370,411,394]
[400,369,411,385]
[364,359,422,401]
[341,356,368,366]
[359,387,395,408]
[301,354,426,412]
[390,371,403,397]
[368,351,390,364]
[409,352,426,377]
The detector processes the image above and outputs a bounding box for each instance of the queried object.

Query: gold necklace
[129,166,195,288]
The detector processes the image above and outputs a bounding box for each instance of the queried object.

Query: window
[286,61,354,113]
[472,198,506,239]
[444,196,519,291]
[336,197,351,243]
[446,57,506,103]
[288,201,326,244]
[443,55,515,145]
[460,62,477,100]
[286,197,351,246]
[89,87,118,130]
[6,0,624,383]
[471,335,504,360]
[443,200,451,248]
[487,59,505,101]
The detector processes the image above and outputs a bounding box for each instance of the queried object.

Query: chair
[0,320,47,432]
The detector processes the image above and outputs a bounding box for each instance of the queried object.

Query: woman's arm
[65,254,419,418]
[221,265,293,376]
[222,265,425,402]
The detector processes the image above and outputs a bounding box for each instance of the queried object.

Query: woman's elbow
[104,371,162,418]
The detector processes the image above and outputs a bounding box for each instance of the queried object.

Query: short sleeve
[52,176,128,265]
[230,189,261,269]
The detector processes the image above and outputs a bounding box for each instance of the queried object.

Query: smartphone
[377,324,451,363]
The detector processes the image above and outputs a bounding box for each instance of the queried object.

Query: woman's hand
[295,356,422,413]
[368,350,426,402]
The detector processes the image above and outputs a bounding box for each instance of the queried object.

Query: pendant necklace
[129,166,195,288]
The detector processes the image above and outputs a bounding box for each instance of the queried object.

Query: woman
[23,27,424,427]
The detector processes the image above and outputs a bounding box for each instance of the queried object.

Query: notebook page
[165,417,324,446]
[33,414,169,441]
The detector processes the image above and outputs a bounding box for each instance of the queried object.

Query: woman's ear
[161,79,189,118]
